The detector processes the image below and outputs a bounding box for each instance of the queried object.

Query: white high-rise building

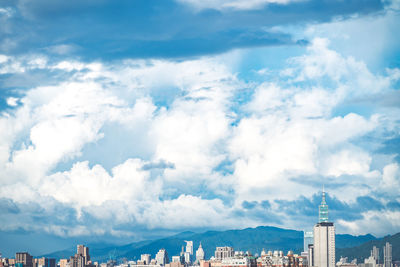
[141,254,151,265]
[384,242,392,267]
[313,189,335,267]
[185,241,193,255]
[184,241,193,264]
[155,249,169,266]
[195,242,205,264]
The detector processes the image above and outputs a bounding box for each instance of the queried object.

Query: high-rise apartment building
[372,246,379,264]
[156,249,169,266]
[59,259,68,267]
[83,247,90,265]
[77,246,84,256]
[16,253,33,267]
[313,189,335,267]
[75,245,90,267]
[185,241,193,255]
[141,254,151,265]
[384,242,392,267]
[215,247,234,260]
[37,258,56,267]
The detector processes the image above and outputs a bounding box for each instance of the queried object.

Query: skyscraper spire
[319,187,329,222]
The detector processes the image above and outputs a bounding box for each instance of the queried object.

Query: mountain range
[41,225,397,263]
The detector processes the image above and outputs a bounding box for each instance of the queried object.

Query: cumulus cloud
[0,37,399,241]
[380,163,400,196]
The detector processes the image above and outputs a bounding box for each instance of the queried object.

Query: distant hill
[336,232,400,262]
[42,226,377,262]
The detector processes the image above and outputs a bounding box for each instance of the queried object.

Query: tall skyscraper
[304,231,314,253]
[156,249,169,266]
[16,252,33,267]
[184,241,193,264]
[313,189,335,267]
[384,242,392,267]
[319,187,329,223]
[185,241,193,255]
[77,246,84,256]
[141,254,151,265]
[83,247,90,265]
[372,246,379,264]
[195,242,205,264]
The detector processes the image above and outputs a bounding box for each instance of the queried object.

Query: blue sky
[0,0,400,257]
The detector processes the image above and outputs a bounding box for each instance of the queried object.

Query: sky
[0,0,400,257]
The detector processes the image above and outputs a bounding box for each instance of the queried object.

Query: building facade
[16,253,33,267]
[156,249,169,266]
[196,243,205,264]
[215,247,234,260]
[384,242,392,267]
[303,232,313,254]
[313,190,335,267]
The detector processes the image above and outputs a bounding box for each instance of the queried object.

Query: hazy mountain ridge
[336,232,400,262]
[42,226,379,262]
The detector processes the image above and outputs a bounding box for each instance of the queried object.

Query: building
[308,244,314,267]
[215,247,234,260]
[36,258,56,267]
[221,256,253,267]
[336,257,357,267]
[303,231,313,253]
[384,242,392,267]
[155,249,169,266]
[71,255,85,267]
[16,253,33,267]
[166,262,185,267]
[59,259,69,267]
[76,245,90,266]
[184,241,193,264]
[171,257,181,263]
[361,246,380,267]
[196,243,205,264]
[83,247,90,265]
[185,241,193,255]
[141,255,151,265]
[372,246,379,264]
[313,189,335,267]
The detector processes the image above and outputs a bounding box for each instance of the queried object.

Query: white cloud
[337,210,400,236]
[322,148,372,177]
[6,97,18,107]
[380,163,400,196]
[0,37,399,237]
[0,7,13,18]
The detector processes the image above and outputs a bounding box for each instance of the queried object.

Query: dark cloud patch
[0,198,20,214]
[236,200,282,224]
[387,201,400,211]
[242,200,257,209]
[274,193,389,223]
[355,196,385,211]
[0,0,384,60]
[378,136,400,162]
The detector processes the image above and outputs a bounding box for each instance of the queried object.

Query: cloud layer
[0,0,384,59]
[0,35,399,250]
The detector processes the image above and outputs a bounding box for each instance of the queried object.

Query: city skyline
[1,0,400,257]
